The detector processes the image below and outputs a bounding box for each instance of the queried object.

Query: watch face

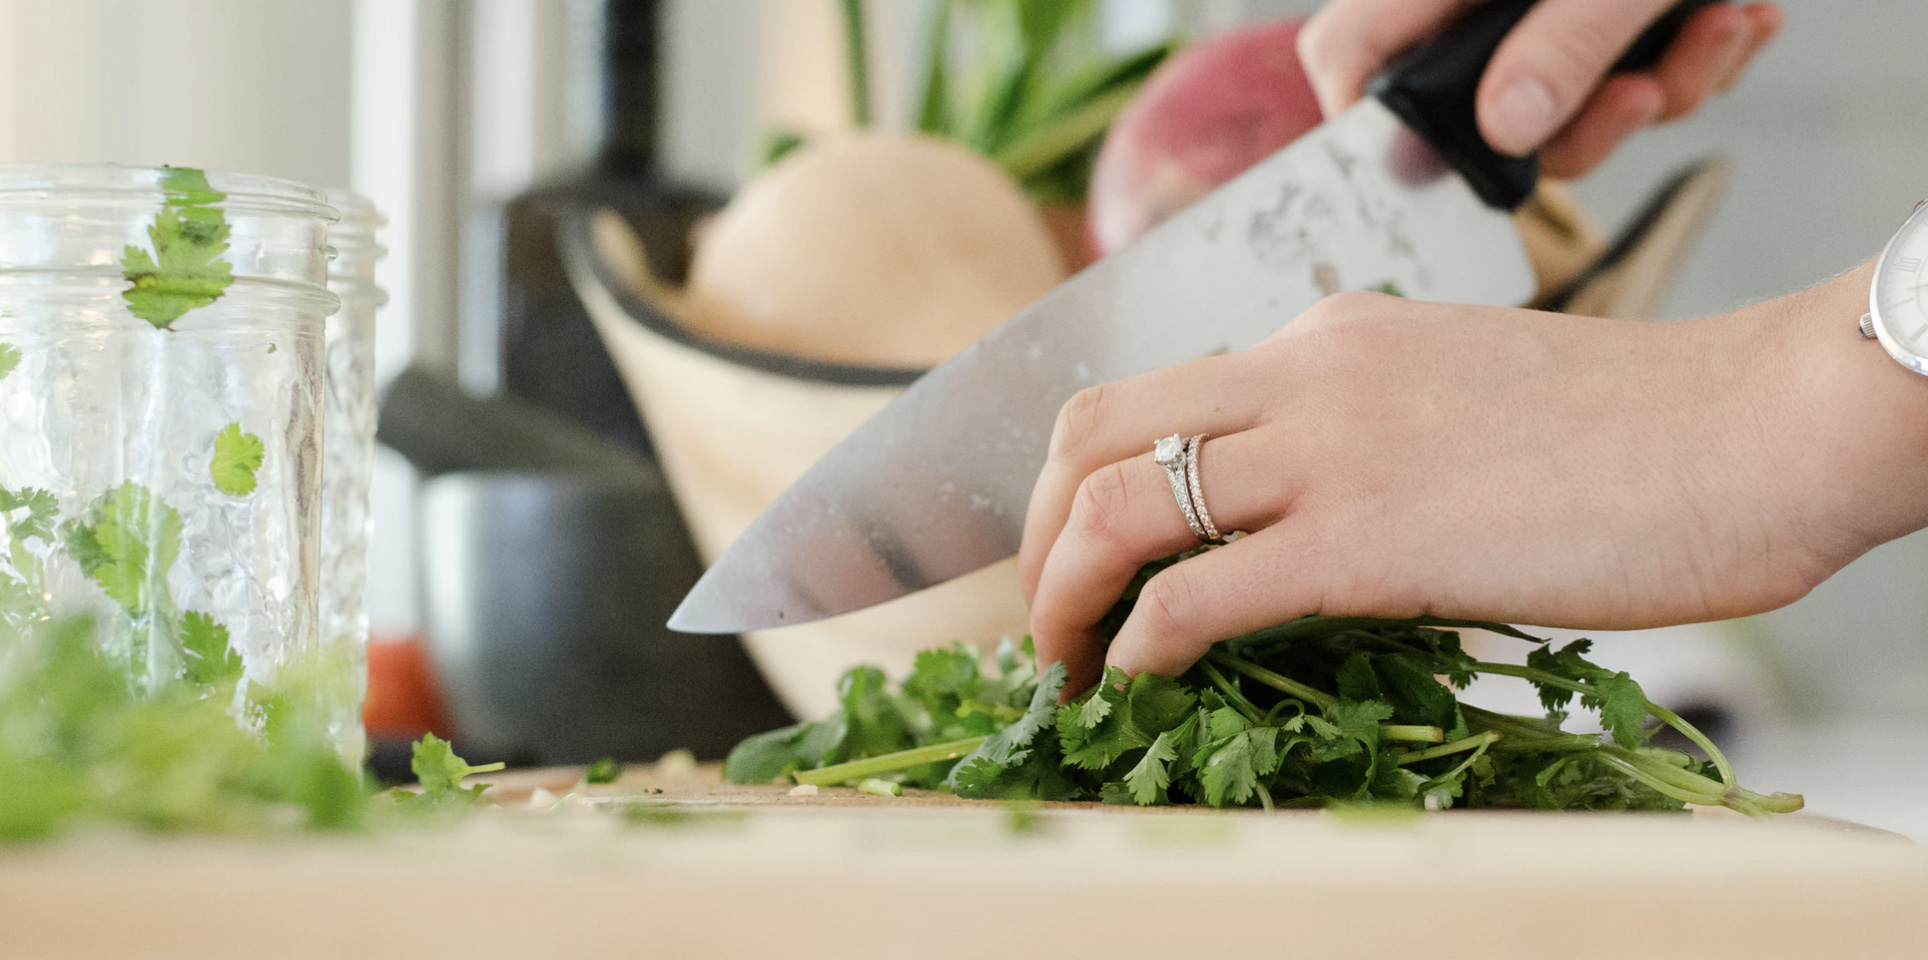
[1874,203,1928,362]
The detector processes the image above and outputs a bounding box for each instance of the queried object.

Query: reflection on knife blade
[670,100,1534,635]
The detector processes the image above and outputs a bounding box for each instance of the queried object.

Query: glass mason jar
[319,189,385,764]
[0,165,338,731]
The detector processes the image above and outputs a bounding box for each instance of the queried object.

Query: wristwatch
[1862,199,1928,374]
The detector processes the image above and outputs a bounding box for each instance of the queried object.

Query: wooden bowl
[562,210,1032,718]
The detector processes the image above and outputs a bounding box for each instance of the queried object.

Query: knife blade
[670,0,1716,635]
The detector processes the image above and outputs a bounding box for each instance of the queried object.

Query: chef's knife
[670,0,1719,634]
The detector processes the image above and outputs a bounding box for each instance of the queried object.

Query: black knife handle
[1371,0,1722,211]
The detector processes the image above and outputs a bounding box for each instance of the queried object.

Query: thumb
[1476,0,1679,156]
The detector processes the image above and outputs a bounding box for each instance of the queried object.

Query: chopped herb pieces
[392,733,505,808]
[857,778,903,797]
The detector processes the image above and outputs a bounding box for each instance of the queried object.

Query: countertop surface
[2,762,1924,960]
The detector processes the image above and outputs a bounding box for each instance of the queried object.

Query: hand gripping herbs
[725,562,1801,816]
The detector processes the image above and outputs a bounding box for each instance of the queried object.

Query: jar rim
[0,271,342,314]
[324,187,385,227]
[0,163,338,222]
[324,187,386,266]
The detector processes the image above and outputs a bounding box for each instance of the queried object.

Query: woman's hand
[1018,266,1928,695]
[1297,0,1783,178]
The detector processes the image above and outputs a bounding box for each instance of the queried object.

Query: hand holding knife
[671,0,1744,641]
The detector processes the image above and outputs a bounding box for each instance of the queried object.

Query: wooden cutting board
[2,763,1923,960]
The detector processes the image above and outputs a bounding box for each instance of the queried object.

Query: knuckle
[1663,79,1714,119]
[1514,29,1624,103]
[1068,463,1136,547]
[1281,292,1405,358]
[1320,289,1392,317]
[1136,569,1204,639]
[1050,384,1112,465]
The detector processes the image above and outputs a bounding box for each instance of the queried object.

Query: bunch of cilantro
[726,561,1802,817]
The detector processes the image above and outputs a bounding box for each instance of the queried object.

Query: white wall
[0,0,353,184]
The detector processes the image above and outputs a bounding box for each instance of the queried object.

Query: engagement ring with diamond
[1154,432,1220,544]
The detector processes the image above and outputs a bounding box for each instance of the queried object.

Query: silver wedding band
[1153,433,1225,545]
[1186,434,1223,543]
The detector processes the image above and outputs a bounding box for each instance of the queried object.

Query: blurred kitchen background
[0,0,1924,832]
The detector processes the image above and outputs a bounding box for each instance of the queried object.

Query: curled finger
[1539,75,1666,180]
[1477,0,1677,156]
[1019,354,1261,603]
[1297,0,1485,119]
[1102,521,1351,680]
[1028,433,1295,695]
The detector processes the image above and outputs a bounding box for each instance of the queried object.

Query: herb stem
[1470,661,1739,790]
[840,0,871,127]
[1380,724,1445,744]
[1396,730,1500,766]
[1205,650,1337,710]
[1465,701,1789,815]
[1645,701,1738,790]
[1487,733,1601,754]
[792,736,987,787]
[1460,705,1561,739]
[1199,659,1264,724]
[914,0,952,134]
[1587,751,1721,808]
[1417,732,1502,796]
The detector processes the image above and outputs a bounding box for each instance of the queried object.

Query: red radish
[1088,19,1323,257]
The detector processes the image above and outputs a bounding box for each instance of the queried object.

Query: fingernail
[1490,79,1559,155]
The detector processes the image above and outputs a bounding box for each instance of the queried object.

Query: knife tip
[666,573,761,635]
[665,599,732,635]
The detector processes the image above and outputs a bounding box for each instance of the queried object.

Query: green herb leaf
[722,718,847,784]
[121,166,233,329]
[1373,654,1460,731]
[1057,668,1195,772]
[209,424,264,497]
[0,486,59,543]
[949,660,1082,800]
[585,757,623,785]
[838,664,915,760]
[1325,699,1395,748]
[0,343,19,381]
[1526,639,1610,710]
[404,733,505,805]
[901,643,986,733]
[1121,729,1179,805]
[1336,651,1381,701]
[1196,716,1280,807]
[178,611,240,685]
[61,482,182,619]
[1594,672,1653,748]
